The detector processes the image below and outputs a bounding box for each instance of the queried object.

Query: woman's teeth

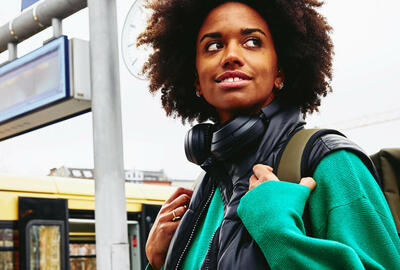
[222,77,243,82]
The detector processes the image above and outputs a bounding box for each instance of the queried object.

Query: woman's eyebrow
[199,28,266,43]
[200,32,222,43]
[241,28,266,36]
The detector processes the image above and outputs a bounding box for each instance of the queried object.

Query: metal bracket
[43,18,63,44]
[8,18,18,40]
[52,17,63,38]
[7,42,17,61]
[33,5,45,28]
[0,42,18,66]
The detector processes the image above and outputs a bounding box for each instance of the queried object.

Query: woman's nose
[221,43,244,68]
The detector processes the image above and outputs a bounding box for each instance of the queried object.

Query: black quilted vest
[164,102,378,270]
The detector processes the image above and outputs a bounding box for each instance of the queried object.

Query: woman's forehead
[197,2,269,39]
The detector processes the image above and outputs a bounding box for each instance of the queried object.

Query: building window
[82,170,93,179]
[71,170,82,178]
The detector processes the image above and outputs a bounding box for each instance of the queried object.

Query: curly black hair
[138,0,333,123]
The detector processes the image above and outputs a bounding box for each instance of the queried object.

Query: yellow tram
[0,174,175,269]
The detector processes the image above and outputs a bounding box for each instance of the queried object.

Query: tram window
[26,221,65,270]
[29,225,61,269]
[0,228,14,247]
[0,225,18,270]
[69,243,96,270]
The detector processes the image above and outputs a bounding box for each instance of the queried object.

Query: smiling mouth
[220,77,247,83]
[215,71,251,89]
[215,71,252,82]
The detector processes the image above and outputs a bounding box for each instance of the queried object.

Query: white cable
[315,108,400,130]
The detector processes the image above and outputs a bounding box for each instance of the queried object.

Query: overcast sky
[0,0,399,180]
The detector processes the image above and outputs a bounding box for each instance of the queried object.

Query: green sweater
[149,150,400,269]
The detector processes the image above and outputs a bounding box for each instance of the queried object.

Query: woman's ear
[274,69,285,90]
[194,75,202,97]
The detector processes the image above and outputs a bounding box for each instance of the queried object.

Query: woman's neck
[217,94,275,124]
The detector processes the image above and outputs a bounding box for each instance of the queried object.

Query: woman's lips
[218,78,251,89]
[215,71,252,89]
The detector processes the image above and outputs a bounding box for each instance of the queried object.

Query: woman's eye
[206,42,222,52]
[245,38,261,48]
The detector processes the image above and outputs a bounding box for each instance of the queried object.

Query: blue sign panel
[0,36,70,123]
[21,0,40,11]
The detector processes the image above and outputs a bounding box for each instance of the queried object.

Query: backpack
[277,129,400,236]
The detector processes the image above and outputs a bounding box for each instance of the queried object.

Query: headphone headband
[184,113,268,165]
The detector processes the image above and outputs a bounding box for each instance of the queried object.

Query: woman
[138,0,400,269]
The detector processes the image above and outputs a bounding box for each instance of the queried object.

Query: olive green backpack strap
[275,128,321,235]
[276,129,321,183]
[370,149,400,236]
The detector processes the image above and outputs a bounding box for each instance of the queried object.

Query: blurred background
[0,0,399,181]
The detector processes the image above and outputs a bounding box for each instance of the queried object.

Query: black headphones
[184,113,268,165]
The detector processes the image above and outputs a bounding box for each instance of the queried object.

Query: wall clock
[121,0,153,79]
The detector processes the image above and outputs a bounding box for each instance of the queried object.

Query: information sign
[21,0,40,11]
[0,36,69,123]
[0,36,91,141]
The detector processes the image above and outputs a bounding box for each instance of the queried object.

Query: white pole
[87,0,130,268]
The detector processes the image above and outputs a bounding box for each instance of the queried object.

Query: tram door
[69,219,143,269]
[128,222,141,269]
[18,197,69,270]
[68,219,96,269]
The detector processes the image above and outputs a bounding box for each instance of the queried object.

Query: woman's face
[196,2,282,123]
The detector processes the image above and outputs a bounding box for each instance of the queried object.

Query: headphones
[184,113,268,165]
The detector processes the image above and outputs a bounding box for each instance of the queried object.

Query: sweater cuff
[238,181,311,231]
[145,264,164,270]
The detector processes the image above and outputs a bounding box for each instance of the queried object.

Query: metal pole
[87,0,130,269]
[0,0,86,53]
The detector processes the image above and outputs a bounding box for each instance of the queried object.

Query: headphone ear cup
[185,123,214,165]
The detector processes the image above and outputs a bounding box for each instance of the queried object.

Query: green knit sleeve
[145,264,153,270]
[145,263,163,270]
[237,150,400,270]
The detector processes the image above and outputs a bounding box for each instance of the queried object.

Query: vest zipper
[204,229,218,270]
[174,184,216,270]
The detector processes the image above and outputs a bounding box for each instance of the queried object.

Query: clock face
[121,0,153,80]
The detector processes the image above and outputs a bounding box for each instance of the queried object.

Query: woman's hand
[145,187,193,270]
[249,164,316,191]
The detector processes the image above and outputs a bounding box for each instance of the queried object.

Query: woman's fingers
[159,187,192,223]
[249,174,258,191]
[249,165,279,191]
[161,187,192,215]
[164,193,191,212]
[164,187,193,204]
[145,187,193,270]
[252,164,279,181]
[249,164,317,192]
[171,205,187,221]
[299,177,316,191]
[160,205,188,223]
